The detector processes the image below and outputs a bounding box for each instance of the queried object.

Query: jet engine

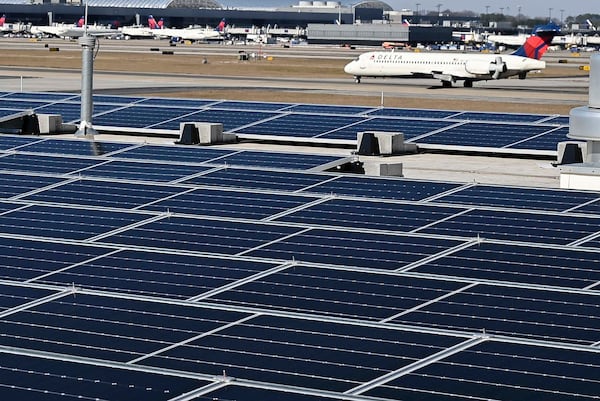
[464,57,507,79]
[490,56,507,79]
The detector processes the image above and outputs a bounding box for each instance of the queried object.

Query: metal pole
[75,2,97,138]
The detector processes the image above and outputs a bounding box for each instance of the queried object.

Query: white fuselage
[152,27,222,41]
[31,23,118,38]
[344,50,545,82]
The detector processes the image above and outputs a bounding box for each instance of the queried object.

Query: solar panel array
[0,131,599,401]
[0,91,571,154]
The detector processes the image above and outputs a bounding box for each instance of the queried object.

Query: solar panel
[236,114,363,138]
[412,242,600,288]
[0,353,211,401]
[0,135,43,151]
[137,97,215,108]
[142,188,319,220]
[142,314,463,392]
[0,293,249,361]
[246,228,464,269]
[419,208,600,245]
[114,144,234,164]
[303,176,462,201]
[544,116,570,125]
[394,284,600,344]
[0,172,63,199]
[323,118,454,141]
[183,168,332,191]
[36,249,281,299]
[0,108,24,121]
[24,179,189,209]
[285,104,375,115]
[509,126,573,151]
[0,154,103,174]
[92,105,199,128]
[417,122,552,148]
[435,184,600,211]
[0,237,111,281]
[0,284,56,311]
[151,109,277,131]
[367,341,600,400]
[0,204,148,240]
[205,265,465,320]
[17,138,133,156]
[81,160,212,182]
[104,216,303,254]
[215,150,343,170]
[275,198,465,233]
[0,98,52,110]
[451,111,550,123]
[212,100,293,111]
[366,107,459,119]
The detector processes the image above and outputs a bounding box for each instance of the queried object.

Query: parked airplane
[152,18,226,42]
[0,14,30,35]
[344,22,560,87]
[119,15,161,39]
[30,16,118,38]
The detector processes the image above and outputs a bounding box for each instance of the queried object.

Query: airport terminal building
[0,0,453,44]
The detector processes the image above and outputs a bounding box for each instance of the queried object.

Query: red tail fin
[513,35,550,60]
[147,15,158,29]
[157,18,164,29]
[216,19,225,32]
[512,22,560,60]
[77,16,84,27]
[0,15,6,27]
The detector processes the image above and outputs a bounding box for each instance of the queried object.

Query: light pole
[549,7,553,21]
[560,9,565,26]
[485,5,490,14]
[416,3,420,16]
[436,3,442,16]
[500,7,504,15]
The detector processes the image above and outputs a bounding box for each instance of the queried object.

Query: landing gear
[442,80,452,88]
[463,80,473,88]
[354,76,361,84]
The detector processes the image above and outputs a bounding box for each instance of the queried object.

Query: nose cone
[344,60,356,75]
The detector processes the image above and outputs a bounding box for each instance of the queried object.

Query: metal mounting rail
[344,336,486,395]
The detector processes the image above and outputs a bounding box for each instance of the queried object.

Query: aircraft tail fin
[77,16,85,28]
[0,15,6,26]
[512,21,560,60]
[148,15,158,29]
[157,18,164,29]
[216,18,225,32]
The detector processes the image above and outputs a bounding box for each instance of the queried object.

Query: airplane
[0,14,31,35]
[344,22,561,87]
[486,33,528,47]
[152,18,226,42]
[119,15,161,39]
[30,16,119,38]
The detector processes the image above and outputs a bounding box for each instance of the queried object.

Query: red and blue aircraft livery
[512,21,561,60]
